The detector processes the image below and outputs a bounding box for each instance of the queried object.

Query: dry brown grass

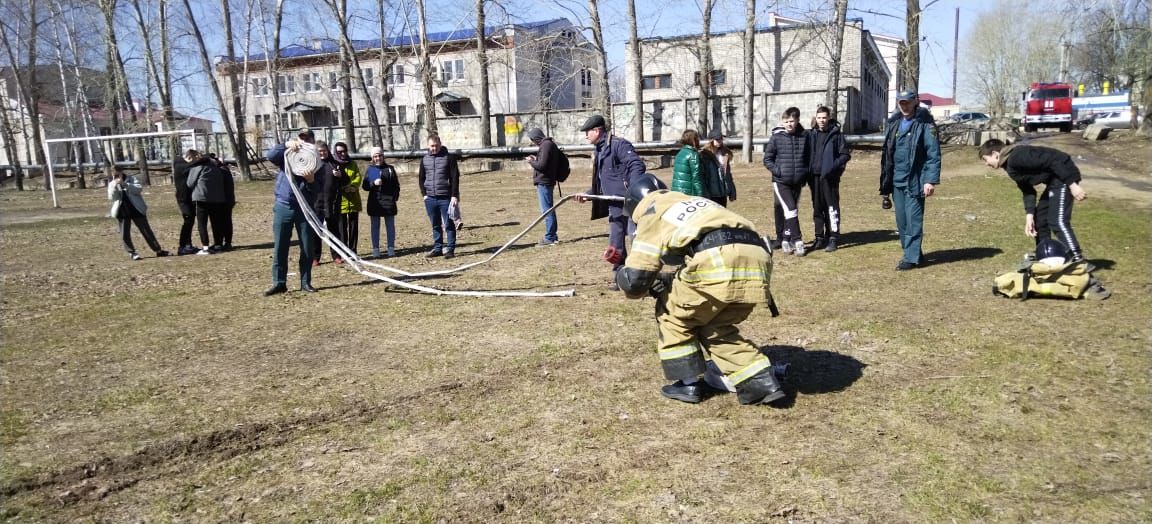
[2,139,1150,522]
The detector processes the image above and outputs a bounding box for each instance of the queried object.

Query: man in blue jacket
[808,106,851,253]
[264,129,319,296]
[880,91,941,270]
[575,115,646,289]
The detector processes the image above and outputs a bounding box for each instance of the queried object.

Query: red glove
[603,246,623,265]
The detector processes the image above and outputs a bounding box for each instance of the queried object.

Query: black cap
[527,128,545,142]
[896,90,918,102]
[707,129,724,140]
[579,115,606,132]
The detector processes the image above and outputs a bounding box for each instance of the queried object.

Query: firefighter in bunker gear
[615,175,786,405]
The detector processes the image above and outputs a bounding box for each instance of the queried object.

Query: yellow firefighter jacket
[627,190,773,304]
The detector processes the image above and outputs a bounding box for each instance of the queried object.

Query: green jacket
[339,161,363,214]
[671,145,703,196]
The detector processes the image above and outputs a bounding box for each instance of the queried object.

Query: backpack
[992,260,1102,300]
[555,146,571,183]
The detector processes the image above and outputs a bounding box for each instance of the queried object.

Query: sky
[179,0,1003,122]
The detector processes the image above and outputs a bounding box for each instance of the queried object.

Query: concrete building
[619,12,892,137]
[218,18,601,151]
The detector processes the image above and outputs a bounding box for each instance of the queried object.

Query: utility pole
[951,7,958,101]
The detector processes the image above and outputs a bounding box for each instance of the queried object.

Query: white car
[1082,110,1138,129]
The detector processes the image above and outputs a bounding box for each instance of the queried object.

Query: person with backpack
[525,127,568,246]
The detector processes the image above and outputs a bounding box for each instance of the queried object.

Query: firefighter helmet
[1036,238,1070,265]
[624,174,668,218]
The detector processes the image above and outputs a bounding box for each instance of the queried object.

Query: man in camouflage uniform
[615,174,785,405]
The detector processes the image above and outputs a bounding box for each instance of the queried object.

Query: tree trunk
[60,1,107,179]
[416,0,437,133]
[742,0,755,162]
[475,0,491,146]
[338,32,356,148]
[0,0,45,189]
[587,0,612,128]
[257,0,285,140]
[826,0,848,119]
[101,0,151,186]
[129,0,177,183]
[1140,13,1152,137]
[326,0,381,150]
[0,12,29,189]
[904,0,921,93]
[628,0,643,141]
[0,93,24,191]
[49,0,86,188]
[183,0,243,180]
[221,0,251,180]
[697,0,715,132]
[377,0,395,149]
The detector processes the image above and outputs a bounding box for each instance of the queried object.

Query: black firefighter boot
[736,368,786,405]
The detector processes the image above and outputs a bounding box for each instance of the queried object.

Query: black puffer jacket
[762,123,811,185]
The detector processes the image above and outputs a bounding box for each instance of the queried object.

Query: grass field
[1,137,1150,522]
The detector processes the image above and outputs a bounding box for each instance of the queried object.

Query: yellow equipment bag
[993,260,1094,300]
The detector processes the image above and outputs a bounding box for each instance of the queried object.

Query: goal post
[42,128,201,208]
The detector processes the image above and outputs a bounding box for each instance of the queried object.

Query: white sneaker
[196,247,211,256]
[781,240,794,254]
[793,240,806,257]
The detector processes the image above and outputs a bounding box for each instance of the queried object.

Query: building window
[357,107,366,125]
[279,113,289,130]
[642,74,672,90]
[253,77,270,97]
[303,72,322,93]
[580,68,593,87]
[694,70,727,86]
[364,68,374,88]
[440,59,464,83]
[276,74,295,94]
[387,64,405,85]
[329,71,339,90]
[388,105,407,124]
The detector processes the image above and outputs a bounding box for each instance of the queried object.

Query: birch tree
[377,0,396,149]
[587,0,611,128]
[183,0,245,180]
[627,0,643,141]
[100,0,152,185]
[219,0,252,180]
[742,0,755,162]
[256,0,285,139]
[0,1,46,188]
[904,0,920,93]
[324,0,382,149]
[696,0,715,132]
[825,0,848,118]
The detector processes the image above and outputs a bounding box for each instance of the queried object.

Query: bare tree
[627,0,643,141]
[742,0,755,162]
[100,0,152,185]
[696,0,715,132]
[904,0,920,93]
[49,0,89,188]
[416,0,436,133]
[960,3,1061,117]
[217,0,252,180]
[377,0,396,149]
[586,0,611,127]
[183,0,246,182]
[255,0,285,140]
[129,0,181,183]
[825,0,848,117]
[0,87,24,190]
[58,1,108,178]
[0,0,47,188]
[474,0,492,146]
[324,0,382,150]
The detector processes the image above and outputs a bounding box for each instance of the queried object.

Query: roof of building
[229,18,573,62]
[919,93,956,106]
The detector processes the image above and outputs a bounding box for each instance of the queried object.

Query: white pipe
[282,150,580,298]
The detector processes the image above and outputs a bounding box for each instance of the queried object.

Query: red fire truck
[1022,82,1074,133]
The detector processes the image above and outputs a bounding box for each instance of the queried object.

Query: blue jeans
[423,196,455,253]
[271,202,315,286]
[369,215,396,256]
[892,186,925,264]
[537,184,558,242]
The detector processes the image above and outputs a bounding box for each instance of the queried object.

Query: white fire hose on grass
[283,145,623,297]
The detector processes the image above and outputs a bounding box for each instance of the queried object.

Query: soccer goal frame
[42,128,201,208]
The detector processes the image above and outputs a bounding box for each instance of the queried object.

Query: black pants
[772,181,803,242]
[178,201,195,248]
[1036,182,1082,259]
[340,212,359,253]
[313,214,344,260]
[195,202,228,247]
[119,214,162,254]
[222,202,234,246]
[809,174,842,240]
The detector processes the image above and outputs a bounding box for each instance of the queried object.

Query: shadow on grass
[760,345,866,407]
[460,221,521,230]
[924,246,1003,265]
[835,229,897,249]
[1087,258,1115,271]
